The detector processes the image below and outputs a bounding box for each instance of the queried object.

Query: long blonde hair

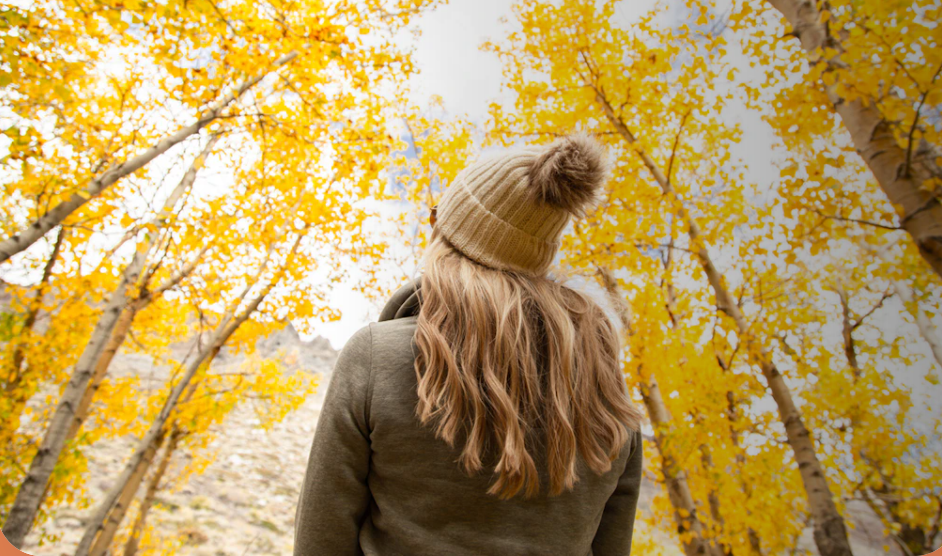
[414,233,644,499]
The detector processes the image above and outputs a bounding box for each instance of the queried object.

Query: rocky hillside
[20,323,337,556]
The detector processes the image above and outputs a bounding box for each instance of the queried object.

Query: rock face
[254,322,336,372]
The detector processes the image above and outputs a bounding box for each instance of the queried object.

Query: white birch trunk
[2,137,219,547]
[765,0,942,278]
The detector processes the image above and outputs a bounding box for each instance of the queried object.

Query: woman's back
[294,134,644,555]
[295,298,642,556]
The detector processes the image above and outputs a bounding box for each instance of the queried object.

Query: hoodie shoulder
[368,315,418,360]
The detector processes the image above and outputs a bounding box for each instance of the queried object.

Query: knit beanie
[435,133,609,276]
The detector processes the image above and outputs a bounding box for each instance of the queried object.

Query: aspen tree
[771,252,942,556]
[740,0,942,277]
[2,137,220,546]
[72,114,377,551]
[598,267,724,556]
[596,74,854,556]
[75,226,309,556]
[2,0,436,541]
[0,247,108,525]
[65,243,214,443]
[4,242,147,546]
[487,2,853,554]
[86,370,209,556]
[0,0,432,265]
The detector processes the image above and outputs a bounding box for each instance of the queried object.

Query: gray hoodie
[293,280,643,556]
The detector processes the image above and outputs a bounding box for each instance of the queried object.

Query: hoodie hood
[378,277,422,322]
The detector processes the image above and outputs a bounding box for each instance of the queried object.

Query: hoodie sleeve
[294,324,373,556]
[591,430,644,555]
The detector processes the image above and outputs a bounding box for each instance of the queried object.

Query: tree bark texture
[765,0,942,278]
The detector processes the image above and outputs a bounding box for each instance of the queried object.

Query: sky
[307,0,518,348]
[406,0,513,125]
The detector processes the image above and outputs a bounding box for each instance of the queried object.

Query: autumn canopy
[0,0,940,555]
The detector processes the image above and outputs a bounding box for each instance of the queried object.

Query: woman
[294,134,645,556]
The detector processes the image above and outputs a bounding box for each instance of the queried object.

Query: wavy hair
[413,234,644,499]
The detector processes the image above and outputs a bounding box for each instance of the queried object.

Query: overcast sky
[308,0,518,348]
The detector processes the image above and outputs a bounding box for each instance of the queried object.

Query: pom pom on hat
[528,133,609,216]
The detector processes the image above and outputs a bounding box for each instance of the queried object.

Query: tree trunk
[31,304,143,518]
[0,52,297,265]
[2,247,148,548]
[837,291,940,556]
[764,0,942,278]
[665,250,736,555]
[75,230,306,556]
[5,228,66,390]
[696,427,730,555]
[66,305,138,442]
[661,248,730,553]
[66,242,209,444]
[711,348,765,556]
[598,268,724,556]
[86,431,167,556]
[35,244,212,514]
[837,289,861,380]
[709,232,853,556]
[76,329,231,555]
[123,428,182,556]
[89,362,205,556]
[723,387,765,556]
[1,138,219,548]
[1,229,67,446]
[64,244,208,444]
[591,91,854,556]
